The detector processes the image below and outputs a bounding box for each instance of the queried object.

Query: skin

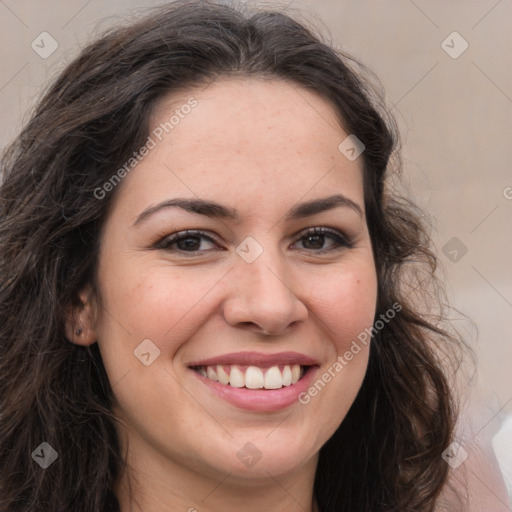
[68,78,378,512]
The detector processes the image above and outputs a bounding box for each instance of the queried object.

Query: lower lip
[191,366,319,412]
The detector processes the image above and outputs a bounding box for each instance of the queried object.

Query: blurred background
[1,0,510,506]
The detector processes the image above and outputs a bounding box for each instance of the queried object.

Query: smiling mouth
[190,364,311,390]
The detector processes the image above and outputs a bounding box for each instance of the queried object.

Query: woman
[0,1,472,510]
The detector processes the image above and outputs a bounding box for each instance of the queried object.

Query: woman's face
[88,78,377,487]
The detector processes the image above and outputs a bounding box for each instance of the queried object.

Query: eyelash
[153,227,354,256]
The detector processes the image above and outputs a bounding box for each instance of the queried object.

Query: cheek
[295,261,377,451]
[307,262,378,350]
[95,259,222,354]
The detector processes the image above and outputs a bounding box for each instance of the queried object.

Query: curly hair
[0,1,466,510]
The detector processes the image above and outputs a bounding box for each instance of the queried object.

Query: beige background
[1,0,511,504]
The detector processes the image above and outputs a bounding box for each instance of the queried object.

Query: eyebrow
[132,194,363,227]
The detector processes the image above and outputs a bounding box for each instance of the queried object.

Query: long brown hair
[0,1,466,510]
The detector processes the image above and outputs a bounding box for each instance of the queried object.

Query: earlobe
[65,285,98,346]
[66,320,96,346]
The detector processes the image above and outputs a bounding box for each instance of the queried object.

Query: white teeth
[282,365,292,386]
[229,366,245,388]
[264,366,283,389]
[291,364,301,384]
[217,365,230,385]
[206,366,218,381]
[197,363,306,389]
[245,366,264,389]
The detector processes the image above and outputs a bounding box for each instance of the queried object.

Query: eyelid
[152,229,222,251]
[152,226,355,256]
[291,226,354,251]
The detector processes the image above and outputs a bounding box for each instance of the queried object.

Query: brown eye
[302,233,326,250]
[154,230,219,254]
[293,227,353,253]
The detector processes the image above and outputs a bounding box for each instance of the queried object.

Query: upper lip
[188,351,319,367]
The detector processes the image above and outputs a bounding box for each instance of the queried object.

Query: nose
[222,247,308,336]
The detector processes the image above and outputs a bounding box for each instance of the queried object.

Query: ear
[65,283,98,346]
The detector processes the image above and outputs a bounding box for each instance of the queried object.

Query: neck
[116,466,319,512]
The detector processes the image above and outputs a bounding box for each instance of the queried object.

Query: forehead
[110,78,364,221]
[151,77,350,161]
